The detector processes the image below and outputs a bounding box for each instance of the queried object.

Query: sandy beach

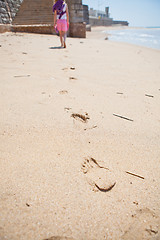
[0,26,160,240]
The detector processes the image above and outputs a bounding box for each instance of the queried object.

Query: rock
[0,8,7,14]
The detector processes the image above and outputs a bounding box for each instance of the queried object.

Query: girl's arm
[66,5,69,24]
[54,10,57,26]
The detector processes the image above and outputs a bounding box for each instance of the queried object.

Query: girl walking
[53,0,69,48]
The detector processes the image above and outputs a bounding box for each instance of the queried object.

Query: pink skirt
[57,19,69,32]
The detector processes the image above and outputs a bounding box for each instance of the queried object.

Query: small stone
[0,8,7,14]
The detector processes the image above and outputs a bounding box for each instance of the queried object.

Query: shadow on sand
[49,46,63,50]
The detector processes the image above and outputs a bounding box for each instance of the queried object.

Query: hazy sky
[82,0,160,27]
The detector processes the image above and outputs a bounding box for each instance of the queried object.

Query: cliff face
[0,0,23,24]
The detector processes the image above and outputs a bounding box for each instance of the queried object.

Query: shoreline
[87,26,160,50]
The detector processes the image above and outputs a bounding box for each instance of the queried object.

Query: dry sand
[0,26,160,240]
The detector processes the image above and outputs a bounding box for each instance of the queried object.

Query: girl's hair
[54,0,64,3]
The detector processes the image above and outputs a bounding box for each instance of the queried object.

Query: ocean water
[107,27,160,50]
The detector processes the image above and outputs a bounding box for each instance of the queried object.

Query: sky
[82,0,160,27]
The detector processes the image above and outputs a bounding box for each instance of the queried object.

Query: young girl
[53,0,69,48]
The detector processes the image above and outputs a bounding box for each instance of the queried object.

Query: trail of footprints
[62,66,77,81]
[60,65,116,192]
[46,66,159,240]
[59,65,156,198]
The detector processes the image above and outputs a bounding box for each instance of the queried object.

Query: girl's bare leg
[62,31,67,48]
[59,31,63,47]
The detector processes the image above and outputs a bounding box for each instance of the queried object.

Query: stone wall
[0,0,87,38]
[69,22,86,38]
[11,24,55,34]
[66,0,86,38]
[0,0,23,24]
[0,23,11,33]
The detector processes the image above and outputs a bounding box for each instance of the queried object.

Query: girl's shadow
[49,46,63,49]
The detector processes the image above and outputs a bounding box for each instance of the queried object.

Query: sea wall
[89,17,129,27]
[0,0,86,38]
[0,23,11,33]
[89,17,113,26]
[66,0,86,38]
[11,24,55,35]
[112,20,129,26]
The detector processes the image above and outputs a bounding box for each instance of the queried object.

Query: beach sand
[0,27,160,240]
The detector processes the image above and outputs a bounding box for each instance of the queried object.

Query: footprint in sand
[59,90,68,95]
[70,67,75,70]
[82,157,116,192]
[69,77,77,81]
[122,208,160,240]
[64,107,72,112]
[62,67,68,71]
[71,113,89,123]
